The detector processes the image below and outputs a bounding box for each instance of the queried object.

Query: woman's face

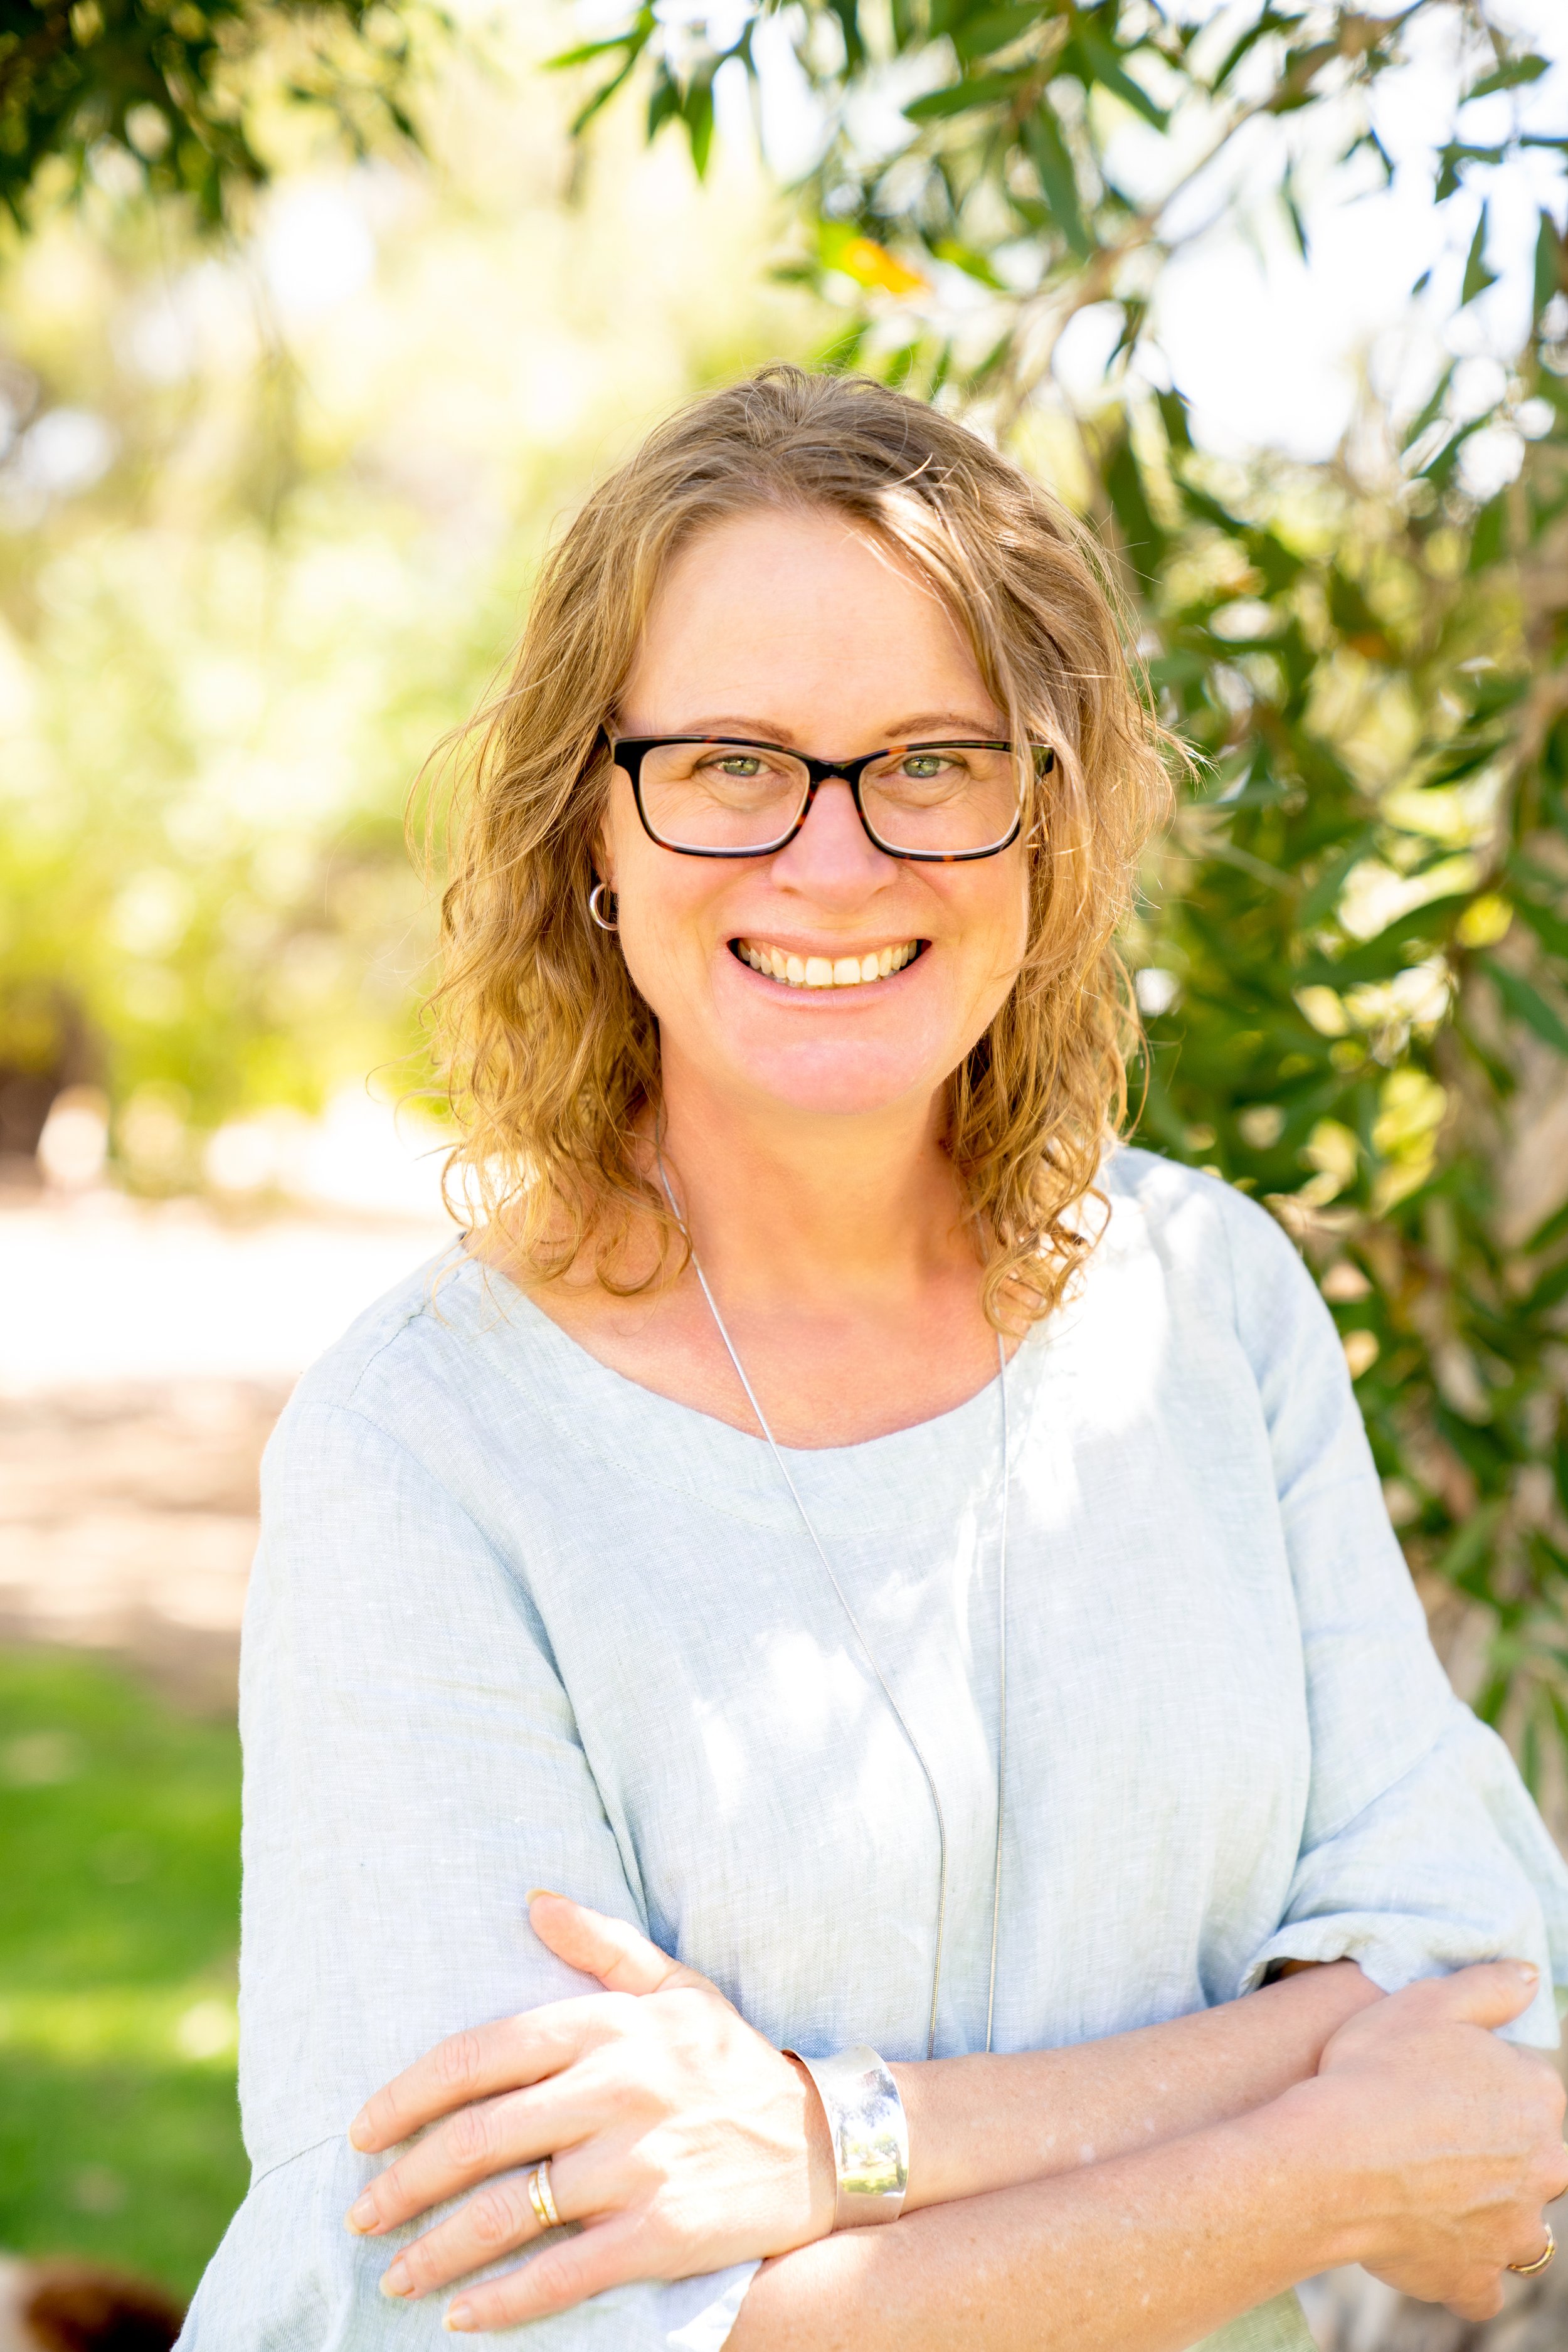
[602,506,1030,1124]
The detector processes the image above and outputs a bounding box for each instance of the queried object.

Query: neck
[654,1049,973,1315]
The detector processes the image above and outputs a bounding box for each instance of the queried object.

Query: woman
[181,366,1568,2351]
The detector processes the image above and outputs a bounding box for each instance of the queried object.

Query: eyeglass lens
[637,742,1023,857]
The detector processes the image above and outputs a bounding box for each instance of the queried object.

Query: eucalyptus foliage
[561,1,1568,1771]
[0,0,426,223]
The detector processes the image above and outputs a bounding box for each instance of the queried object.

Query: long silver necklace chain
[656,1155,1011,2059]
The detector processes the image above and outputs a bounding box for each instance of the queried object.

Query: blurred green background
[0,1648,244,2291]
[3,0,1567,2324]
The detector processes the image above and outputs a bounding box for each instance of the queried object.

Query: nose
[769,777,898,904]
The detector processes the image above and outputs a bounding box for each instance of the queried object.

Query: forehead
[625,506,988,721]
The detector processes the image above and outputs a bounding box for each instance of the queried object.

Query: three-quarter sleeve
[177,1378,755,2349]
[1216,1187,1568,2042]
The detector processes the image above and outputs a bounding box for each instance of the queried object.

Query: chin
[726,1034,950,1118]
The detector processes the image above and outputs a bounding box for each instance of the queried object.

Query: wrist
[1264,1958,1384,2067]
[1229,2074,1378,2275]
[783,2052,839,2242]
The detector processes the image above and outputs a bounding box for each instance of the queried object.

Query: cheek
[613,867,729,1021]
[945,861,1030,993]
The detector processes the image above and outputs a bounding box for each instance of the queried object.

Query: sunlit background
[2,0,1567,2339]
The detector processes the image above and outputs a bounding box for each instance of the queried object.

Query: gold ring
[1508,2220,1555,2277]
[526,2159,561,2232]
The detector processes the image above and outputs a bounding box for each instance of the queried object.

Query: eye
[901,752,951,779]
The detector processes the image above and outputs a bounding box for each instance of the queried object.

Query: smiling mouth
[729,938,924,988]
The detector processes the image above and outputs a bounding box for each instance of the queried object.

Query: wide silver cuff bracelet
[785,2044,909,2229]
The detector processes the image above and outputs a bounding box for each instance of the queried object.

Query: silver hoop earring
[588,881,618,933]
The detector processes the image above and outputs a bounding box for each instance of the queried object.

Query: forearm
[734,2094,1350,2352]
[893,1959,1379,2210]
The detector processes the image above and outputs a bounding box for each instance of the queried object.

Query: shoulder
[1098,1143,1300,1282]
[262,1246,539,1503]
[1094,1144,1332,1373]
[250,1249,561,1631]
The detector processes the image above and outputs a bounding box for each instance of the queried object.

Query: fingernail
[344,2193,378,2233]
[381,2259,413,2299]
[1518,1963,1540,1985]
[527,1887,561,1905]
[445,2304,475,2333]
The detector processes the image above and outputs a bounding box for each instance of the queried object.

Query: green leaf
[685,78,715,177]
[548,13,655,73]
[1326,566,1391,653]
[1103,430,1165,586]
[1525,1193,1568,1257]
[1465,53,1549,102]
[1436,142,1505,203]
[1024,103,1091,257]
[1298,825,1377,929]
[647,62,681,140]
[1403,370,1454,458]
[1434,1502,1505,1588]
[1509,889,1568,964]
[824,0,867,73]
[1466,495,1507,573]
[1461,204,1498,309]
[1536,211,1567,321]
[904,72,1027,122]
[1525,1258,1568,1317]
[951,6,1042,63]
[1278,160,1306,258]
[1300,894,1468,988]
[1157,388,1192,455]
[931,237,1005,289]
[1066,23,1168,130]
[1481,959,1568,1057]
[1209,8,1305,96]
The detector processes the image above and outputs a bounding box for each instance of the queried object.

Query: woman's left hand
[343,1892,835,2333]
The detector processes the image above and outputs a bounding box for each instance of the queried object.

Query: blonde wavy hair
[428,364,1173,1328]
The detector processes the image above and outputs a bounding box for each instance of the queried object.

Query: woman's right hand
[1291,1960,1567,2320]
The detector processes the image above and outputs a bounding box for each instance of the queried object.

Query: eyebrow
[631,711,1004,745]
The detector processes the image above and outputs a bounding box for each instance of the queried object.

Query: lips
[732,938,921,988]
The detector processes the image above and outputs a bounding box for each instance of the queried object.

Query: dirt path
[0,1189,452,1707]
[0,1379,281,1712]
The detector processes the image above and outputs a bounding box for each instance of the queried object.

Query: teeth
[737,940,919,988]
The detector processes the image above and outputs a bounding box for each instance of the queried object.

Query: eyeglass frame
[608,734,1054,864]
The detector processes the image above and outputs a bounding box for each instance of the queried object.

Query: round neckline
[445,1249,1055,1537]
[464,1241,1025,1448]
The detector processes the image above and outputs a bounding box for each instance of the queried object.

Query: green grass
[0,1647,248,2300]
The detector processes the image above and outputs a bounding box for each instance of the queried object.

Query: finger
[379,2138,606,2302]
[527,1890,713,1998]
[348,2061,610,2235]
[348,2003,596,2154]
[347,2083,560,2234]
[376,2167,544,2305]
[444,2214,649,2333]
[1395,1961,1540,2033]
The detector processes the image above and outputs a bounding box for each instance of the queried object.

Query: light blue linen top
[178,1148,1568,2351]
